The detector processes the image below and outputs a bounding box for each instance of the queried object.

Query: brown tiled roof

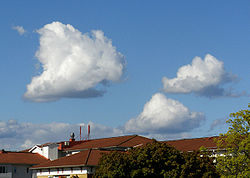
[58,140,87,151]
[24,140,85,152]
[31,149,110,169]
[20,148,30,152]
[0,151,49,165]
[118,135,153,147]
[164,136,218,152]
[65,135,153,151]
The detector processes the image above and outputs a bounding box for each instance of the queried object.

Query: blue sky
[0,0,249,150]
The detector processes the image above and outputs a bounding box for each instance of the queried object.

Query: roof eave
[31,164,97,170]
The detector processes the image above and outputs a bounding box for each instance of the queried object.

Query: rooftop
[0,150,49,165]
[64,135,153,151]
[164,136,218,152]
[30,135,220,170]
[31,149,110,169]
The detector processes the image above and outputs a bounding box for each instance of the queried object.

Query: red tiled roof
[65,135,153,151]
[0,151,49,165]
[31,149,110,169]
[24,140,85,152]
[30,136,219,169]
[58,140,88,151]
[118,135,153,147]
[164,136,218,152]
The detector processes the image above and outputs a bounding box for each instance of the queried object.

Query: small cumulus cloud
[209,118,227,131]
[21,139,34,150]
[86,121,124,139]
[12,25,26,35]
[24,21,125,102]
[142,132,192,141]
[162,54,239,98]
[124,93,205,134]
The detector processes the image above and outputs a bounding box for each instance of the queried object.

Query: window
[0,166,6,173]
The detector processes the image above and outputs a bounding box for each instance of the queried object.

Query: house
[29,143,59,161]
[64,134,153,153]
[0,150,48,178]
[30,135,153,178]
[31,149,107,178]
[27,134,87,161]
[30,135,222,178]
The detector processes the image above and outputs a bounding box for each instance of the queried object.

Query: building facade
[0,150,48,178]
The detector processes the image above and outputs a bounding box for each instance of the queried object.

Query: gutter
[30,164,97,170]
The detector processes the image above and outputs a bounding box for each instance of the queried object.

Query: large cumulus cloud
[125,93,205,134]
[1,92,206,150]
[24,22,125,102]
[162,54,238,98]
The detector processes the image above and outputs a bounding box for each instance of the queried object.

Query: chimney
[69,132,75,142]
[58,143,63,150]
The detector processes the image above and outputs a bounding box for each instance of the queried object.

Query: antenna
[88,125,90,140]
[80,126,82,141]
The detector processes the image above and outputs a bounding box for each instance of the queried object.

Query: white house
[0,150,48,178]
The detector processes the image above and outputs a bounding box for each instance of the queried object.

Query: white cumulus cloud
[24,21,125,102]
[12,25,26,35]
[125,93,205,134]
[0,120,123,151]
[0,109,204,150]
[162,54,238,98]
[209,117,227,131]
[0,118,201,151]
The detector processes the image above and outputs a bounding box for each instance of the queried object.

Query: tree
[94,141,219,178]
[216,104,250,177]
[128,141,184,177]
[181,151,220,178]
[94,151,130,178]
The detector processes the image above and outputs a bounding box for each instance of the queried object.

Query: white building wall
[0,164,34,178]
[36,167,88,176]
[43,146,49,160]
[12,165,33,178]
[30,146,43,157]
[0,173,11,178]
[47,144,59,161]
[32,171,37,178]
[30,144,59,160]
[0,164,12,178]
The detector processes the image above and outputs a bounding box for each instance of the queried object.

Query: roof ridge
[84,134,138,142]
[116,135,138,147]
[165,136,218,142]
[2,151,39,154]
[84,149,92,165]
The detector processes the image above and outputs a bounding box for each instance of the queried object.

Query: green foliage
[216,104,250,177]
[94,151,130,178]
[199,146,208,152]
[128,141,184,177]
[94,141,219,178]
[181,151,220,178]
